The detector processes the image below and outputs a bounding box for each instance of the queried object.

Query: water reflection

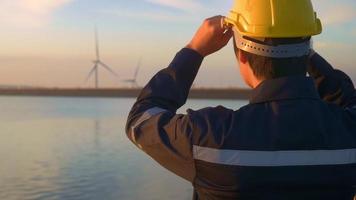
[94,119,101,148]
[0,96,246,200]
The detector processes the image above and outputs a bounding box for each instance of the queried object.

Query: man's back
[191,78,356,199]
[126,48,356,199]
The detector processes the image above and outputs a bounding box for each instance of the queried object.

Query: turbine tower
[123,58,141,88]
[85,27,119,88]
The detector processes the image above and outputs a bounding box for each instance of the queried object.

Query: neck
[250,77,264,89]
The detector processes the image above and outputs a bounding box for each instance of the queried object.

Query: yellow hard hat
[225,0,322,38]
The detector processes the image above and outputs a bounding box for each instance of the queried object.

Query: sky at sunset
[0,0,355,88]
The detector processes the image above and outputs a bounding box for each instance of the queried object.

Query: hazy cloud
[0,0,72,28]
[101,9,193,23]
[322,7,355,25]
[102,0,213,23]
[144,0,204,12]
[313,0,356,26]
[103,0,229,23]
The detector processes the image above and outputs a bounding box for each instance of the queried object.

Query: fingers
[222,28,233,44]
[205,15,226,33]
[207,15,224,21]
[206,16,232,46]
[187,15,233,57]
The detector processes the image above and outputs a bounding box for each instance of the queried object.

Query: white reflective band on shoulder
[233,29,311,58]
[131,107,168,143]
[193,146,356,167]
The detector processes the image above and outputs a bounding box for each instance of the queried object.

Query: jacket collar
[249,76,320,104]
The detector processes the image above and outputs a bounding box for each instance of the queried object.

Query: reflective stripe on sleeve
[131,107,168,144]
[193,145,356,167]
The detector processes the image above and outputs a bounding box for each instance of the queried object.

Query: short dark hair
[233,37,310,80]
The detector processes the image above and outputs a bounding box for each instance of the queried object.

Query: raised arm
[125,48,203,182]
[308,51,356,109]
[125,16,232,182]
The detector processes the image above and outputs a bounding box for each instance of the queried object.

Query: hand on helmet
[186,16,233,57]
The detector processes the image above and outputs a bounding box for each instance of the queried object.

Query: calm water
[0,96,247,200]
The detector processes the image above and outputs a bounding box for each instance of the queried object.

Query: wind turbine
[85,27,119,88]
[123,58,141,88]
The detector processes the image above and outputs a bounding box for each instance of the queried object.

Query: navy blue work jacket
[126,48,356,200]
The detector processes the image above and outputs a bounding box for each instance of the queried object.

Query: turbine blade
[99,61,119,77]
[85,65,97,83]
[94,26,100,60]
[134,57,142,80]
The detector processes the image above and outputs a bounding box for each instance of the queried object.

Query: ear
[238,50,248,64]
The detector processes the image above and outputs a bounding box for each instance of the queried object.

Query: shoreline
[0,88,251,100]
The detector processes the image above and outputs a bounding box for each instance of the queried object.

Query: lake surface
[0,96,247,200]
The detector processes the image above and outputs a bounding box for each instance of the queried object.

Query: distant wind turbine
[85,27,119,88]
[123,58,141,88]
